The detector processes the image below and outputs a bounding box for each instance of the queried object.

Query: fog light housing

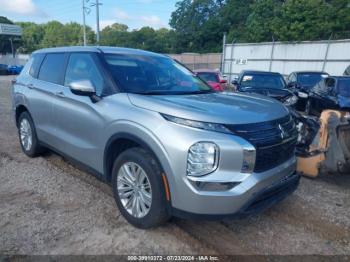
[241,148,256,173]
[187,142,219,176]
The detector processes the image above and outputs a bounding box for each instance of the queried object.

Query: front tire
[112,148,170,229]
[18,111,44,157]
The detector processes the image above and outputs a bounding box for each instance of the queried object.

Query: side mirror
[220,79,227,84]
[231,80,238,85]
[287,82,297,88]
[69,80,96,96]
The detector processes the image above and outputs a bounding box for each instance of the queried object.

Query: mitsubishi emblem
[278,124,288,140]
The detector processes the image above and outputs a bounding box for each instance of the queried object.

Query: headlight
[162,114,231,134]
[241,148,256,173]
[187,142,219,176]
[297,91,308,98]
[284,95,298,106]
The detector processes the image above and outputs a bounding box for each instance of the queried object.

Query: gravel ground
[0,75,349,255]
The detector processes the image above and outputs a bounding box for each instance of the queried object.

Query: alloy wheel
[117,162,152,218]
[20,118,33,151]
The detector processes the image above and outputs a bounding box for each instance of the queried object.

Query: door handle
[55,91,65,98]
[27,84,34,89]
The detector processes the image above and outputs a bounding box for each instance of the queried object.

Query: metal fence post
[269,37,275,72]
[193,55,196,70]
[228,39,236,84]
[322,34,333,71]
[221,33,227,72]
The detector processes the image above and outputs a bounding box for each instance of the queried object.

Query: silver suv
[12,47,300,228]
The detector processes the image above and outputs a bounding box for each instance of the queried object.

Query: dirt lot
[0,75,349,255]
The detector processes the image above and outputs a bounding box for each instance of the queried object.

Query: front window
[240,74,285,89]
[197,72,219,83]
[297,73,328,88]
[104,54,212,95]
[337,79,350,97]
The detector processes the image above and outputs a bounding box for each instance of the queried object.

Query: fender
[102,122,177,204]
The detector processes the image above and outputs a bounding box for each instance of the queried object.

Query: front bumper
[172,169,300,220]
[170,155,297,216]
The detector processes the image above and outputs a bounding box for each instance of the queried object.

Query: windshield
[240,74,285,89]
[297,73,328,87]
[104,54,212,95]
[197,72,218,83]
[337,79,350,97]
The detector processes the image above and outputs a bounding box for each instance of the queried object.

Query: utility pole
[91,0,102,44]
[82,0,87,46]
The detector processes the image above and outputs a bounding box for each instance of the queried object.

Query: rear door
[26,53,67,144]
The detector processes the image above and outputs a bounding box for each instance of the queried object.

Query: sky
[0,0,179,30]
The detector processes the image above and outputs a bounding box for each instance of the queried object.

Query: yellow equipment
[297,110,350,177]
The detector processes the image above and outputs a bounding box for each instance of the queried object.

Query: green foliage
[100,23,174,53]
[1,0,350,54]
[170,0,350,51]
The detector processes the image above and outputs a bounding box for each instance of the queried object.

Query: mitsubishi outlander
[12,47,300,228]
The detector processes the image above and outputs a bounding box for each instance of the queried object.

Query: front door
[52,52,107,172]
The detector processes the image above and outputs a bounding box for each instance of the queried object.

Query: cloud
[109,8,165,29]
[114,9,132,20]
[100,20,116,30]
[0,0,46,16]
[137,0,155,3]
[140,15,165,28]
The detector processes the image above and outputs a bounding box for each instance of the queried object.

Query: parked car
[12,47,299,228]
[287,71,329,111]
[194,69,227,91]
[233,70,298,106]
[305,76,350,116]
[7,65,24,75]
[344,65,350,76]
[0,64,8,75]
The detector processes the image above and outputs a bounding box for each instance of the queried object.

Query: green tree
[16,22,44,53]
[170,0,225,52]
[244,0,283,42]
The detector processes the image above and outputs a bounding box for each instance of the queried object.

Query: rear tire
[18,111,45,157]
[112,147,170,229]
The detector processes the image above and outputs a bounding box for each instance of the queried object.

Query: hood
[239,87,293,101]
[127,92,289,125]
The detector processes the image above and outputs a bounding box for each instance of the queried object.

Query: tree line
[1,0,349,54]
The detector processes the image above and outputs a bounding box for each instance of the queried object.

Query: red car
[194,69,227,91]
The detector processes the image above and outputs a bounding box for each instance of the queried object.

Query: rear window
[240,73,285,89]
[197,72,218,83]
[29,53,45,78]
[38,53,66,84]
[297,73,328,87]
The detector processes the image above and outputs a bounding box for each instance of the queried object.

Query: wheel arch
[103,133,173,204]
[15,104,30,127]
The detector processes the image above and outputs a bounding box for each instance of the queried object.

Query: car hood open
[127,92,289,125]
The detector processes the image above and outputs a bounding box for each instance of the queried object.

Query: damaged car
[233,70,298,107]
[305,76,350,116]
[287,71,329,111]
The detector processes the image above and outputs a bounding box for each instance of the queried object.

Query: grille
[225,115,298,173]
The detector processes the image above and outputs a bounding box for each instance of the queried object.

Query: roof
[293,71,329,75]
[240,70,282,75]
[329,76,350,79]
[194,69,218,73]
[33,46,167,58]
